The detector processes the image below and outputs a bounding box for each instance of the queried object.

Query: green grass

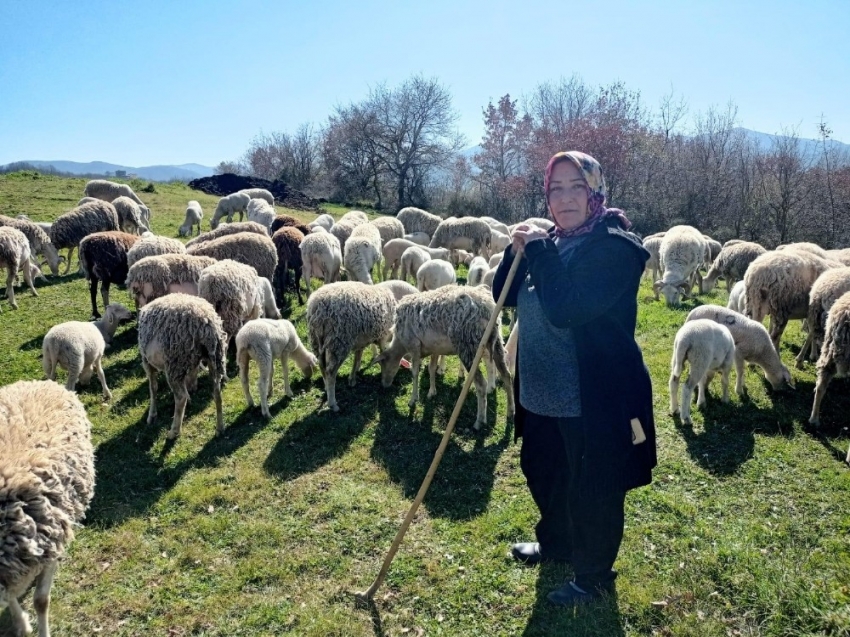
[1,172,849,636]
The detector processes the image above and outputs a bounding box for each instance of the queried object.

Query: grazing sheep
[489,251,505,269]
[777,242,828,259]
[235,318,317,418]
[396,206,442,237]
[79,230,140,318]
[306,281,396,411]
[310,225,327,233]
[723,239,745,248]
[210,192,251,229]
[0,380,95,637]
[377,279,419,301]
[0,226,37,311]
[78,196,100,206]
[382,238,419,280]
[642,235,663,282]
[480,216,511,236]
[373,284,514,430]
[339,210,369,226]
[49,201,120,274]
[450,249,475,268]
[403,231,430,246]
[186,221,268,248]
[330,220,358,259]
[399,246,432,283]
[701,241,767,293]
[416,258,456,291]
[466,256,490,286]
[258,276,281,319]
[826,248,850,267]
[84,179,146,207]
[669,319,735,425]
[686,304,794,394]
[198,259,263,360]
[15,214,52,235]
[186,231,277,280]
[727,280,746,314]
[125,253,216,309]
[269,214,310,237]
[344,222,383,284]
[178,200,203,237]
[307,213,335,232]
[272,226,305,305]
[370,216,405,246]
[809,291,850,438]
[126,234,186,268]
[429,217,492,259]
[489,230,511,255]
[246,198,276,233]
[796,267,850,368]
[42,303,132,400]
[111,196,147,234]
[238,188,274,206]
[655,225,706,305]
[702,235,722,266]
[138,294,227,438]
[300,232,342,299]
[0,214,63,275]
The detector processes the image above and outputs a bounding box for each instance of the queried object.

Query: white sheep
[370,216,405,245]
[776,242,828,259]
[49,201,121,274]
[178,200,204,237]
[235,318,317,418]
[338,210,369,226]
[377,279,419,301]
[489,251,504,269]
[400,245,451,283]
[210,192,251,229]
[0,214,64,276]
[258,276,281,319]
[0,226,37,311]
[642,235,663,282]
[809,292,850,442]
[381,238,419,280]
[466,256,490,287]
[450,249,474,268]
[185,221,268,248]
[795,267,850,368]
[403,232,430,246]
[479,216,510,236]
[655,225,707,305]
[489,230,510,255]
[0,380,95,637]
[126,252,216,309]
[126,233,186,268]
[307,213,335,232]
[417,258,456,291]
[330,220,358,259]
[343,222,383,284]
[669,319,735,425]
[198,259,263,361]
[42,303,132,401]
[826,248,850,267]
[111,196,147,234]
[238,188,274,206]
[138,293,227,439]
[186,231,277,280]
[300,231,342,298]
[727,280,746,314]
[84,179,147,208]
[246,198,276,233]
[429,217,492,259]
[701,241,767,293]
[396,206,442,237]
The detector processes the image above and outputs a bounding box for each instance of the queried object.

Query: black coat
[493,219,657,496]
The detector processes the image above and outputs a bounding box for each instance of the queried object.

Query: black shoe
[547,581,602,607]
[511,542,544,565]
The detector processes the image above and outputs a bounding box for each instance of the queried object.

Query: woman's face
[547,160,589,231]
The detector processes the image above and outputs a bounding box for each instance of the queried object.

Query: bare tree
[757,127,813,244]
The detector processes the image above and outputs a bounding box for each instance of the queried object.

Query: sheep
[186,221,268,248]
[429,217,492,259]
[344,222,383,284]
[339,210,369,226]
[510,217,555,233]
[417,258,456,292]
[396,206,442,237]
[480,216,510,236]
[795,267,850,368]
[307,213,335,232]
[14,214,52,235]
[686,304,794,395]
[399,245,448,283]
[0,380,95,637]
[702,235,722,266]
[300,232,342,299]
[306,281,396,411]
[186,231,277,280]
[655,225,706,305]
[238,188,274,206]
[310,225,328,233]
[125,252,216,309]
[0,214,63,276]
[642,235,663,282]
[382,238,419,280]
[246,198,276,233]
[111,196,147,234]
[370,216,405,246]
[210,192,251,229]
[77,196,100,206]
[258,276,281,319]
[42,303,132,400]
[505,320,518,376]
[668,319,735,425]
[372,284,515,430]
[776,242,828,259]
[826,248,850,267]
[489,251,505,269]
[79,230,140,318]
[270,214,311,237]
[489,230,511,255]
[727,280,746,314]
[467,256,490,286]
[330,220,358,259]
[138,293,227,439]
[235,318,317,418]
[743,249,839,352]
[126,234,186,268]
[272,226,305,305]
[701,241,767,293]
[84,179,146,207]
[809,291,850,438]
[723,239,745,248]
[178,200,204,237]
[450,249,474,268]
[49,201,120,274]
[403,231,430,246]
[377,279,419,302]
[0,227,37,311]
[482,266,498,289]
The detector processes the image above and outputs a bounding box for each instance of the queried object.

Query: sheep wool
[49,200,121,274]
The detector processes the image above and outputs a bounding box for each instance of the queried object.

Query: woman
[492,151,656,606]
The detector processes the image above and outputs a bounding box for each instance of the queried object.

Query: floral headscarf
[544,151,631,238]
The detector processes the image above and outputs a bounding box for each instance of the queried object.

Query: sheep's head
[654,279,690,307]
[765,363,795,391]
[367,345,406,388]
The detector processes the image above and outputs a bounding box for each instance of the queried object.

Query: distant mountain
[735,128,850,159]
[5,160,216,181]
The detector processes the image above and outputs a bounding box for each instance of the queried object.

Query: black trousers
[520,411,625,592]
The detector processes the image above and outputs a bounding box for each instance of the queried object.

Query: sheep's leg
[809,364,835,427]
[472,367,488,430]
[493,345,515,422]
[408,353,422,408]
[22,258,37,296]
[734,351,746,396]
[485,352,496,392]
[43,351,56,381]
[101,280,111,309]
[696,374,708,408]
[89,277,101,318]
[668,374,680,415]
[349,348,364,387]
[428,355,439,398]
[33,559,57,637]
[720,364,731,404]
[302,268,312,299]
[437,354,446,376]
[94,355,112,401]
[257,355,273,419]
[167,381,189,439]
[6,594,32,637]
[5,266,18,309]
[64,246,76,274]
[143,359,158,424]
[769,316,787,352]
[65,354,83,391]
[679,379,693,424]
[281,353,293,397]
[238,349,254,409]
[323,352,342,412]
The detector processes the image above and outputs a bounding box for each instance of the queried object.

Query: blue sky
[1,0,848,167]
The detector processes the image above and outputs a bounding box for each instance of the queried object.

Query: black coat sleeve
[491,245,529,308]
[523,236,642,328]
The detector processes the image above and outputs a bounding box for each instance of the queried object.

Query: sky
[1,0,848,167]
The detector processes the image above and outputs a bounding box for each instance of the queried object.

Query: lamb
[399,245,452,283]
[186,231,277,280]
[723,239,745,248]
[489,230,511,255]
[511,217,555,233]
[489,251,504,269]
[306,282,396,411]
[338,210,369,226]
[795,267,850,368]
[126,234,186,268]
[42,303,132,400]
[809,291,850,441]
[138,294,227,439]
[727,280,746,314]
[246,198,276,233]
[209,192,251,229]
[330,220,358,259]
[417,258,456,291]
[403,231,430,246]
[377,279,419,301]
[307,213,335,232]
[272,226,305,305]
[235,318,317,418]
[480,216,510,236]
[185,221,268,248]
[450,249,474,268]
[482,266,498,289]
[370,216,405,246]
[125,252,216,309]
[344,222,383,284]
[111,196,147,234]
[0,214,63,275]
[79,230,140,318]
[381,238,419,280]
[702,235,722,265]
[466,256,490,286]
[429,217,492,259]
[238,188,274,206]
[372,284,515,430]
[84,179,146,208]
[270,214,311,237]
[776,242,828,259]
[300,232,342,299]
[14,214,52,235]
[0,380,95,637]
[701,241,767,293]
[396,206,442,237]
[642,235,663,282]
[178,200,203,237]
[77,196,100,206]
[668,319,735,425]
[655,225,706,305]
[0,226,37,311]
[258,276,281,319]
[826,248,850,267]
[686,305,794,395]
[49,201,120,274]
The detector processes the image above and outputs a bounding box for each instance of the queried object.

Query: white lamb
[655,225,706,306]
[210,192,251,229]
[381,238,419,280]
[403,232,430,246]
[343,222,383,284]
[300,232,342,298]
[727,280,746,314]
[258,276,281,319]
[466,256,490,287]
[307,213,335,232]
[246,198,276,233]
[0,226,37,311]
[178,200,204,237]
[417,259,456,291]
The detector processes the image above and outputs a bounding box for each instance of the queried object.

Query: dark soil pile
[188,174,321,211]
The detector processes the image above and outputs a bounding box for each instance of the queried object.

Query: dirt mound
[188,174,321,211]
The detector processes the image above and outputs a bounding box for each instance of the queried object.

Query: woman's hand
[511,224,549,253]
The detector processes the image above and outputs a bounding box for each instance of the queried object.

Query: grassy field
[1,171,849,636]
